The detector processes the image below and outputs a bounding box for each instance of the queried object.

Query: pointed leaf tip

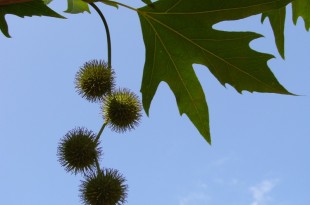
[262,7,286,59]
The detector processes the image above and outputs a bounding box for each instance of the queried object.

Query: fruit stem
[89,3,112,69]
[95,157,101,174]
[95,121,108,143]
[94,121,108,174]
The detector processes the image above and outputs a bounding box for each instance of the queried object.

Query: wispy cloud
[250,180,277,205]
[179,192,211,205]
[213,156,232,166]
[179,183,210,205]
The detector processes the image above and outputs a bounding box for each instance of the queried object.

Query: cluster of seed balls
[57,59,142,205]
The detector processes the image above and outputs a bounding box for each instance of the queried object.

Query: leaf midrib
[142,15,209,136]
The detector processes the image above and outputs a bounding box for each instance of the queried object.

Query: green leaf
[263,0,310,59]
[141,0,154,8]
[142,0,152,4]
[85,0,119,9]
[0,0,33,5]
[43,0,53,4]
[262,7,286,59]
[100,0,118,9]
[138,0,292,143]
[83,0,118,9]
[292,0,310,31]
[65,0,90,14]
[0,0,64,37]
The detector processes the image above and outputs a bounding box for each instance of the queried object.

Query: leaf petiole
[101,0,138,12]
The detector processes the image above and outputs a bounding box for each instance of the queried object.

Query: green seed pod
[102,88,142,133]
[75,60,115,102]
[80,169,128,205]
[57,127,101,174]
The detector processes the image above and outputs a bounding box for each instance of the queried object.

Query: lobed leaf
[42,0,52,4]
[292,0,310,31]
[84,0,119,9]
[100,0,118,9]
[141,0,154,8]
[0,0,33,5]
[138,0,292,143]
[263,0,310,59]
[65,0,90,14]
[0,0,64,37]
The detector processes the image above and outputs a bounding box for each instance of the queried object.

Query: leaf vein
[142,0,284,15]
[165,0,183,13]
[143,13,276,91]
[143,15,206,129]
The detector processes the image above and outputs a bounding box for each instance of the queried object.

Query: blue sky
[0,1,309,205]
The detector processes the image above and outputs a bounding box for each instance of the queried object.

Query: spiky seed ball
[102,88,142,133]
[75,60,115,102]
[57,127,101,174]
[80,169,128,205]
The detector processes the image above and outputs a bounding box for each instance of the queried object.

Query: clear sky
[0,1,309,205]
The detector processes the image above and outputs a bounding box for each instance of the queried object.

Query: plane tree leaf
[262,7,286,59]
[83,0,119,9]
[0,0,64,37]
[292,0,310,30]
[141,0,154,8]
[0,0,33,5]
[100,0,118,8]
[65,0,90,14]
[262,0,310,59]
[43,0,52,4]
[138,0,292,143]
[142,0,152,4]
